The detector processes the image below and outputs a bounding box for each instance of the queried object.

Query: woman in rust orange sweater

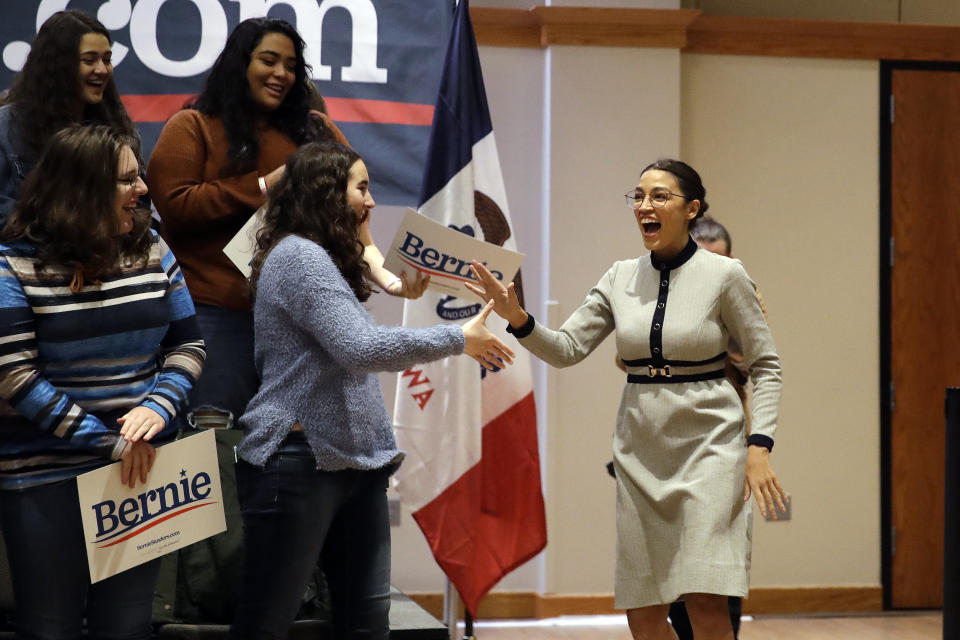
[147,18,343,432]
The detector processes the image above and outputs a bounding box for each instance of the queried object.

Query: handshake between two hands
[459,260,526,371]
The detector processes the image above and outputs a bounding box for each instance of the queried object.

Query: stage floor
[462,611,942,639]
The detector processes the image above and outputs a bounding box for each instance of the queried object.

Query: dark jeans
[229,433,393,640]
[669,598,742,640]
[187,305,258,429]
[0,479,161,640]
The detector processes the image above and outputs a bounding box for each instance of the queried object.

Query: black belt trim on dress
[626,368,726,384]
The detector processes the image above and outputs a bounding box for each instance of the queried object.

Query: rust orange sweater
[146,109,346,310]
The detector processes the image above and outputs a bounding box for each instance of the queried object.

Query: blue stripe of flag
[418,0,494,208]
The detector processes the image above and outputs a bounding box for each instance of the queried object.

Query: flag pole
[394,0,546,629]
[443,577,477,639]
[443,577,460,640]
[463,610,475,639]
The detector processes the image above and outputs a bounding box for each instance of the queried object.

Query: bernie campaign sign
[0,1,453,205]
[77,429,226,583]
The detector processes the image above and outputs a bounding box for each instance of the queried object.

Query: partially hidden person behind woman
[467,159,787,640]
[0,125,205,639]
[227,141,513,640]
[0,9,138,225]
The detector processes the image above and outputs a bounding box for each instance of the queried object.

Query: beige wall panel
[901,0,960,25]
[681,53,880,587]
[546,45,682,594]
[690,0,899,22]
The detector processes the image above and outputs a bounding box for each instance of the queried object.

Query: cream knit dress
[512,239,781,608]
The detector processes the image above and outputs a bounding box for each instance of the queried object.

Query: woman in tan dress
[467,159,787,640]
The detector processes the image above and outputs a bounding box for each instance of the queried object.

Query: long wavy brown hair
[1,125,153,283]
[249,141,372,301]
[4,10,136,161]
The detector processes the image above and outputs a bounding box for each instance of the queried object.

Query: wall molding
[407,586,883,620]
[472,6,960,62]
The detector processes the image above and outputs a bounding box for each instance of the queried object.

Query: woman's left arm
[275,240,462,372]
[719,261,788,519]
[119,239,206,442]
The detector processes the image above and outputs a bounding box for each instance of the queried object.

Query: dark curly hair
[249,142,372,302]
[2,125,152,285]
[641,158,710,220]
[4,10,136,161]
[188,18,331,175]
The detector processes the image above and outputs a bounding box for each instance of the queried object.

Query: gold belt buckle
[647,364,672,378]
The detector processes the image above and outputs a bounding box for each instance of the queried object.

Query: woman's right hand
[462,300,516,370]
[120,440,157,488]
[465,260,528,328]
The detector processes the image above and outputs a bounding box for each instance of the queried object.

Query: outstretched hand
[464,260,527,328]
[462,300,516,370]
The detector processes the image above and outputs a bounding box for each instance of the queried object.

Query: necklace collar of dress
[650,237,697,271]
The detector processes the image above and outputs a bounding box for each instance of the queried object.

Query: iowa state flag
[392,0,546,617]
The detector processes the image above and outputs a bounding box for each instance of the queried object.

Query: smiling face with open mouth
[78,32,113,106]
[633,169,700,260]
[246,32,297,113]
[114,145,147,236]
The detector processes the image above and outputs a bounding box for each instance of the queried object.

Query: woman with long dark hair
[0,10,137,224]
[468,159,786,640]
[0,125,205,639]
[227,141,511,639]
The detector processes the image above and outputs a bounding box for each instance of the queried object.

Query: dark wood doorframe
[879,59,960,610]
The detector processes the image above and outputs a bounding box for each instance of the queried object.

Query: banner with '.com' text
[0,1,453,205]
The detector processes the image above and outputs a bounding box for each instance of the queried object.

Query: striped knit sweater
[0,230,205,489]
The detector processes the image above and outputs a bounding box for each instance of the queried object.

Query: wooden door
[889,68,960,608]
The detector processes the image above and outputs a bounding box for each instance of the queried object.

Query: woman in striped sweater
[0,125,205,640]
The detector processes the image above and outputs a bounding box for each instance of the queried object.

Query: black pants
[669,598,741,639]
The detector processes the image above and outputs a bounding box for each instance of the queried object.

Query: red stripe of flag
[411,392,546,616]
[121,94,434,126]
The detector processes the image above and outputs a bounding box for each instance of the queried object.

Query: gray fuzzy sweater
[237,235,465,470]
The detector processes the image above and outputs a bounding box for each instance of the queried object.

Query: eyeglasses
[117,176,140,188]
[624,189,688,209]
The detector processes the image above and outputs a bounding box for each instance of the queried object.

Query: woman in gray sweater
[228,141,513,640]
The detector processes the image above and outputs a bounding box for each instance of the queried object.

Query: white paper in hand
[223,207,266,278]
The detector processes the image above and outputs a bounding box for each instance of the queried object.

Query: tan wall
[543,45,683,594]
[681,53,880,586]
